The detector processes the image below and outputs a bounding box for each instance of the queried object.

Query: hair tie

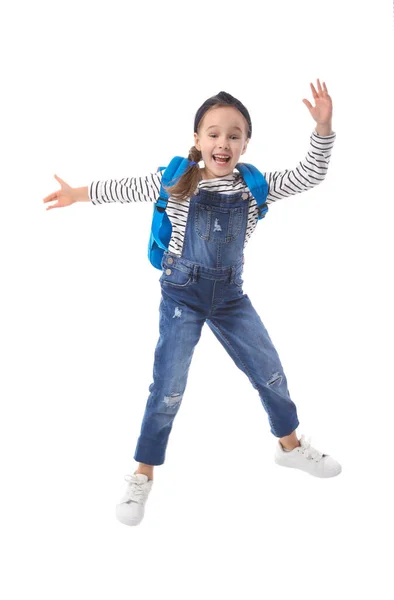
[189,160,197,166]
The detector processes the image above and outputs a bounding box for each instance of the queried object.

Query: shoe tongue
[299,437,326,458]
[134,473,149,482]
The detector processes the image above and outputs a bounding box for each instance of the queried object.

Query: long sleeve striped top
[88,129,336,256]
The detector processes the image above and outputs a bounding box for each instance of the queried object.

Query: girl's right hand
[42,174,76,210]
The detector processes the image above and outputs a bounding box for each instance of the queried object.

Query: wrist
[72,186,90,202]
[315,122,333,137]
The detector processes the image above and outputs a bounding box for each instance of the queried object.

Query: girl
[43,79,342,528]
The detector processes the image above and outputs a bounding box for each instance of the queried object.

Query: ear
[194,132,200,151]
[241,138,249,155]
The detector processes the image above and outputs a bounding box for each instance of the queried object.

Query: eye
[209,135,239,139]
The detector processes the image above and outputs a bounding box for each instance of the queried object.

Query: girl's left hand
[302,79,333,125]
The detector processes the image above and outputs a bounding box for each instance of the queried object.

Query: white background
[1,0,393,598]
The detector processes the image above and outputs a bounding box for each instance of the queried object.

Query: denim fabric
[134,188,299,465]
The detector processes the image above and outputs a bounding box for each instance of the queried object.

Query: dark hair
[164,91,252,202]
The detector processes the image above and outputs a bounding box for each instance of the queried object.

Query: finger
[54,174,67,186]
[302,99,313,111]
[317,78,323,93]
[322,81,328,93]
[310,82,318,97]
[43,191,58,203]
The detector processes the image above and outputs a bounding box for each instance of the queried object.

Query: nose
[218,138,229,149]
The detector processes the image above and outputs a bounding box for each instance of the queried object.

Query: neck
[200,167,234,181]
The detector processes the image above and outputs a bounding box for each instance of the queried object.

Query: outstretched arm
[89,171,163,205]
[43,170,165,210]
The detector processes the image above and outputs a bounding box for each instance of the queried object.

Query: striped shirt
[89,129,336,256]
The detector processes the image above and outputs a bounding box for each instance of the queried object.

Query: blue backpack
[148,157,269,269]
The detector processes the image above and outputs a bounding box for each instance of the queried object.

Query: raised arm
[263,128,336,204]
[263,78,335,204]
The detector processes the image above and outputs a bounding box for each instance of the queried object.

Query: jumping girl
[43,78,342,527]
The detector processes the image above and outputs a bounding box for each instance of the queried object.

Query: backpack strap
[161,157,191,195]
[151,157,189,249]
[235,163,269,219]
[148,157,190,268]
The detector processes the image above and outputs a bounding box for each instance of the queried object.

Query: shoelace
[122,474,148,504]
[299,434,324,461]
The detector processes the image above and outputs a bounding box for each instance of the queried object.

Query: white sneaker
[274,434,342,478]
[116,472,154,526]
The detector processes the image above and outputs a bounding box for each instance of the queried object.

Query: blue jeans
[134,188,299,465]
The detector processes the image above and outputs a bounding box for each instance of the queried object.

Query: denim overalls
[134,186,300,465]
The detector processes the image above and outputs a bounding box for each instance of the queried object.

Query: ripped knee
[267,371,283,386]
[163,392,183,408]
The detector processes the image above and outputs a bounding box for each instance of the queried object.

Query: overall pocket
[195,204,244,243]
[160,259,193,288]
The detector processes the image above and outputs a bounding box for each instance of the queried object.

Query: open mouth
[213,155,231,165]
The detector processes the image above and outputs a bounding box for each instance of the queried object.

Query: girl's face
[194,105,250,180]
